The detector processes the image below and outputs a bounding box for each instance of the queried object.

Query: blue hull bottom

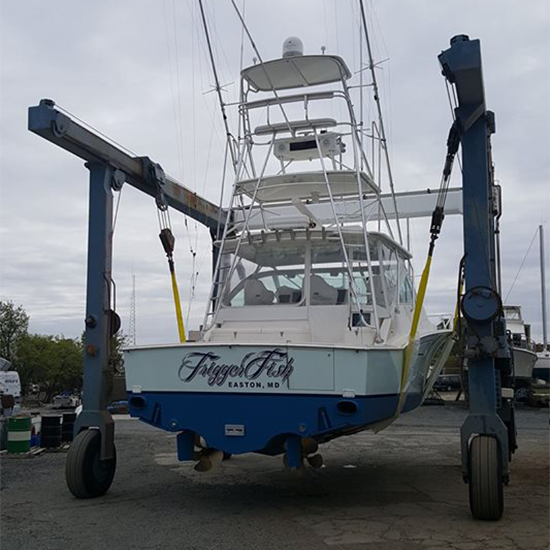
[128,391,422,457]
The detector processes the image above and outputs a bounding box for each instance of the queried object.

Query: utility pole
[129,274,136,345]
[540,225,548,349]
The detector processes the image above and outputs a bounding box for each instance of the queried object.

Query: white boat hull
[534,352,550,383]
[124,332,450,456]
[512,347,537,380]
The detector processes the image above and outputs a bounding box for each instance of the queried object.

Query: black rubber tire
[468,435,504,521]
[66,430,116,499]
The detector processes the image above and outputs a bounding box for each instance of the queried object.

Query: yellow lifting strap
[168,259,187,343]
[159,228,187,343]
[395,255,463,418]
[397,254,433,415]
[390,119,463,420]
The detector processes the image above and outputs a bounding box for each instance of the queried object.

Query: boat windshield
[218,231,412,310]
[222,259,306,307]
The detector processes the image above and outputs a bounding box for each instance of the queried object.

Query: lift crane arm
[28,99,226,231]
[28,98,226,464]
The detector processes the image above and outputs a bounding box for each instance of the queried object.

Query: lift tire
[468,435,503,521]
[66,429,116,499]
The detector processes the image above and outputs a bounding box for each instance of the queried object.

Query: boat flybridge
[125,38,453,469]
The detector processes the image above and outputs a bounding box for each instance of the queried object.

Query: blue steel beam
[73,162,116,459]
[439,35,513,478]
[28,99,225,231]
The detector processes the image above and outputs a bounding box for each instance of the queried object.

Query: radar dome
[282,36,304,58]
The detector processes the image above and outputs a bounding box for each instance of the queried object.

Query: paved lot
[1,405,548,550]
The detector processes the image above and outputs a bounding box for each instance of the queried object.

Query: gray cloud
[1,0,548,344]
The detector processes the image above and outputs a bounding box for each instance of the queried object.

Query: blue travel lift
[28,35,515,520]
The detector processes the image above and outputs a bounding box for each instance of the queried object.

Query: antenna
[358,0,403,245]
[197,0,237,171]
[129,274,136,345]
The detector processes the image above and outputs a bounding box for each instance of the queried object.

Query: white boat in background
[503,306,538,382]
[125,30,453,464]
[534,350,550,383]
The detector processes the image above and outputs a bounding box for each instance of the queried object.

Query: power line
[504,226,539,303]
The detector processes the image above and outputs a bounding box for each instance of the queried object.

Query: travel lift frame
[28,35,514,519]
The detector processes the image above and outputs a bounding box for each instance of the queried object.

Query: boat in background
[503,305,538,383]
[534,350,550,383]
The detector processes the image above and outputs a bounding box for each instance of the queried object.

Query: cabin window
[505,309,520,320]
[221,255,306,308]
[309,247,349,306]
[399,274,414,304]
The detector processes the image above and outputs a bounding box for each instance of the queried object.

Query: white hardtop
[241,55,352,92]
[236,170,379,203]
[254,117,337,136]
[220,228,411,266]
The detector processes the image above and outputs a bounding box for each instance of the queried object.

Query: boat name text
[178,349,294,387]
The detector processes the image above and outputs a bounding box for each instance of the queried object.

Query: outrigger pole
[197,0,237,171]
[358,0,403,246]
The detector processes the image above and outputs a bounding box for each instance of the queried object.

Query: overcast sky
[0,0,548,345]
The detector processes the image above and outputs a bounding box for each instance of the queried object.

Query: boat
[124,30,453,466]
[503,305,538,383]
[534,350,550,383]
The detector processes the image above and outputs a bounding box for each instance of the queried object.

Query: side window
[399,274,413,304]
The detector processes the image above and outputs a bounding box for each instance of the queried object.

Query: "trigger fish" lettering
[177,349,294,387]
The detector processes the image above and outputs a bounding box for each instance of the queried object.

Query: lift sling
[153,162,187,344]
[397,120,461,414]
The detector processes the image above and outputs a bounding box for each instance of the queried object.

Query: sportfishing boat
[503,306,537,382]
[124,34,453,468]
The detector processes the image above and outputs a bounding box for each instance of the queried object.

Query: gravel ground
[1,404,548,550]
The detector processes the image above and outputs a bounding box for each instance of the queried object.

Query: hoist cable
[55,104,139,158]
[152,162,186,344]
[444,81,462,173]
[395,118,461,417]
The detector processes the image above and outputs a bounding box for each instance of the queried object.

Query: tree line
[0,301,126,401]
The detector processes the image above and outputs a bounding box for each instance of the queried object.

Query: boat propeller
[193,433,224,472]
[283,437,323,470]
[194,448,224,472]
